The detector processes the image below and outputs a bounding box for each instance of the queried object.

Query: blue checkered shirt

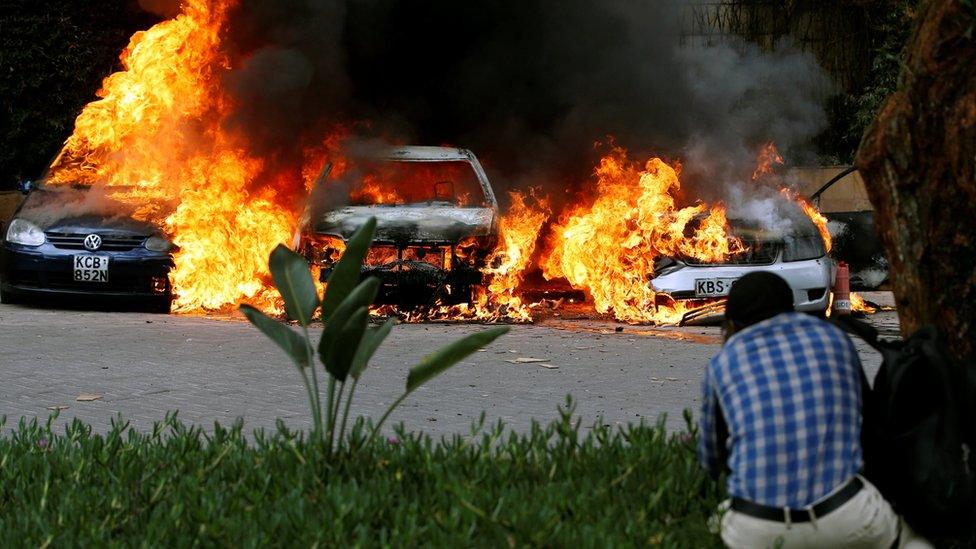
[698,312,863,508]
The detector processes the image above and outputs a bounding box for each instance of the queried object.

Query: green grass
[0,402,722,547]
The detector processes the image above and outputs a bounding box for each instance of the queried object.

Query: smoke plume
[208,0,831,212]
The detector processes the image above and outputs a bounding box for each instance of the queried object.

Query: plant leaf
[318,277,380,367]
[322,217,377,320]
[350,318,395,379]
[326,307,369,382]
[240,305,309,369]
[406,327,508,392]
[269,244,318,326]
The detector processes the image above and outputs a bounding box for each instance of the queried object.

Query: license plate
[694,277,737,297]
[73,255,110,282]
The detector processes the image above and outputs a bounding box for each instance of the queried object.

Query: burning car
[1,182,174,312]
[298,146,499,306]
[649,210,833,316]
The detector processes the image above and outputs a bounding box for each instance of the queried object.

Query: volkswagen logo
[83,234,102,251]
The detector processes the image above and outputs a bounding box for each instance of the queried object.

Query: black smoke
[210,0,831,209]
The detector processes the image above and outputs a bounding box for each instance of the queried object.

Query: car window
[782,233,826,262]
[344,160,486,207]
[684,237,780,265]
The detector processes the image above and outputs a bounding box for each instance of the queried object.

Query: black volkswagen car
[1,182,174,312]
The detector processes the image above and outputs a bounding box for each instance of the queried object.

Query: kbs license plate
[694,277,737,297]
[73,255,110,282]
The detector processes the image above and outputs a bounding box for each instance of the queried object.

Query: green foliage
[846,0,920,156]
[239,305,311,369]
[407,327,510,392]
[321,217,377,320]
[243,219,508,452]
[813,1,920,163]
[0,1,159,189]
[269,245,319,326]
[0,406,723,546]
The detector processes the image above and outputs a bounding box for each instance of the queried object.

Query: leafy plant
[0,405,725,547]
[240,217,508,451]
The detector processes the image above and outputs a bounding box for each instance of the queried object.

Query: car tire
[0,285,19,305]
[148,297,172,314]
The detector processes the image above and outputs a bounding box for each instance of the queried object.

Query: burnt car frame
[1,182,174,312]
[297,146,499,306]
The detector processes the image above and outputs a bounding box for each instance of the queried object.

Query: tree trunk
[856,0,976,359]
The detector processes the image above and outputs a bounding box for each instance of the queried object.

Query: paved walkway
[0,296,895,436]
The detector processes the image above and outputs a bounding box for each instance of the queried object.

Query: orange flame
[752,141,784,181]
[47,0,299,313]
[850,292,877,314]
[781,188,832,253]
[45,3,836,326]
[541,146,741,323]
[375,191,550,323]
[751,143,832,254]
[350,178,399,205]
[473,191,550,321]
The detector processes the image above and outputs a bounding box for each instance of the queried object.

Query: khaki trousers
[719,476,902,549]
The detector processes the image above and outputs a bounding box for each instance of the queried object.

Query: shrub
[0,406,722,546]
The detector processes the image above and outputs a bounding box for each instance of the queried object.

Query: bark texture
[856,0,976,359]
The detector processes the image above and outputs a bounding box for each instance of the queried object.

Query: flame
[46,0,302,313]
[372,191,550,323]
[750,143,832,254]
[541,146,741,324]
[850,292,878,314]
[351,178,399,205]
[43,2,836,325]
[472,191,551,321]
[752,141,784,181]
[342,159,482,207]
[780,188,832,253]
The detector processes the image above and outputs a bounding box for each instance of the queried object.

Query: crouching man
[698,272,898,548]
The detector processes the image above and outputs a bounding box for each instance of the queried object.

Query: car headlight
[5,218,45,246]
[145,236,173,252]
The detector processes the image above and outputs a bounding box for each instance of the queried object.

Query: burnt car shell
[1,187,174,312]
[303,146,499,306]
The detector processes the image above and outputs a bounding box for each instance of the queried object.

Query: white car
[649,214,833,317]
[298,146,500,306]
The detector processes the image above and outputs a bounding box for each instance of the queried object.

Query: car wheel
[148,297,172,314]
[0,285,19,305]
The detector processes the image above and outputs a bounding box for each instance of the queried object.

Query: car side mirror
[17,180,35,195]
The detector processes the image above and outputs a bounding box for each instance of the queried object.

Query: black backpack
[833,317,976,542]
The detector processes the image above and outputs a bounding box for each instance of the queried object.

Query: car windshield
[343,160,486,207]
[680,211,825,265]
[684,233,781,266]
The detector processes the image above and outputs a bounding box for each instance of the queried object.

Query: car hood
[18,188,158,236]
[315,205,495,243]
[42,215,157,237]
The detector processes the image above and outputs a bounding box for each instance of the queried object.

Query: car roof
[379,146,472,161]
